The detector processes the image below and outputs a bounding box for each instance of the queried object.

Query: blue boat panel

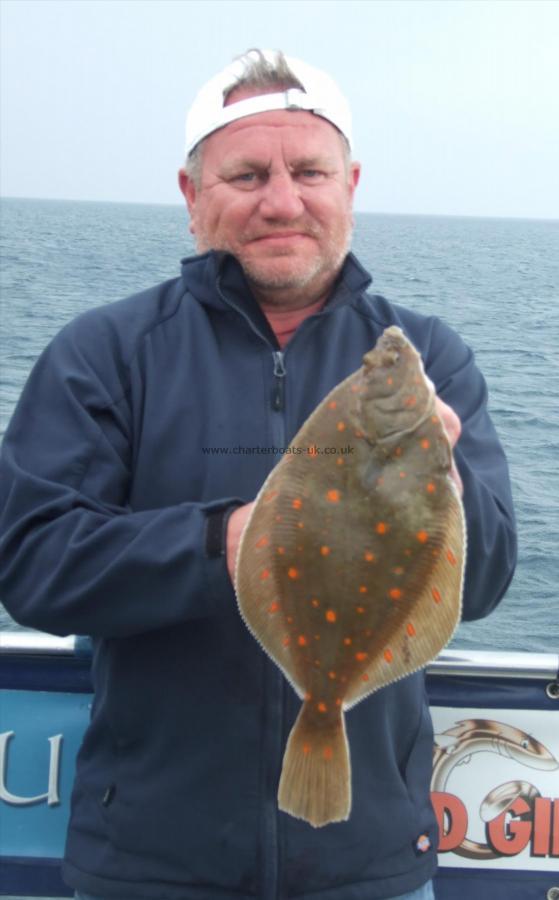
[427,673,558,711]
[0,857,70,897]
[0,657,92,694]
[0,690,91,859]
[434,865,558,899]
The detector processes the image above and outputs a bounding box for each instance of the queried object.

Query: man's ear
[178,168,197,216]
[348,161,361,199]
[178,169,198,235]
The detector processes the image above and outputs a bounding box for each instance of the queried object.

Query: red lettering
[532,797,552,857]
[431,791,468,852]
[487,797,532,856]
[552,798,559,858]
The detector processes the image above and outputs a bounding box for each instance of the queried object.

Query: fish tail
[278,701,351,828]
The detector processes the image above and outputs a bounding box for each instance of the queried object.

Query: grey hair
[222,48,305,103]
[184,48,350,185]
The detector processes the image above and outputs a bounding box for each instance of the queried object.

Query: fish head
[359,326,434,441]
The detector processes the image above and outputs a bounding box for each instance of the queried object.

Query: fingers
[434,395,462,448]
[434,396,463,497]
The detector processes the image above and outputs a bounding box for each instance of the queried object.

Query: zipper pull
[272,351,286,412]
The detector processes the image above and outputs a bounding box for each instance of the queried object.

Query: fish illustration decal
[235,326,465,827]
[432,719,559,858]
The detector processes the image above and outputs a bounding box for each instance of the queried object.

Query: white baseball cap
[184,49,353,157]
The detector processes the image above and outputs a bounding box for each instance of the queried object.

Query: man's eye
[299,169,325,181]
[232,172,257,183]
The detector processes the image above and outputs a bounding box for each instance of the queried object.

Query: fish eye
[521,739,530,749]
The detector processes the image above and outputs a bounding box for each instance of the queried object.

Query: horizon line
[1,194,558,225]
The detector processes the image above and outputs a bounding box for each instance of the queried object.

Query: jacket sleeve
[426,317,517,622]
[0,315,241,639]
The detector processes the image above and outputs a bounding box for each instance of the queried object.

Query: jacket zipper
[216,276,285,898]
[272,351,286,413]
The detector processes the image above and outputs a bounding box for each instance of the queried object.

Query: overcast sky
[1,0,558,219]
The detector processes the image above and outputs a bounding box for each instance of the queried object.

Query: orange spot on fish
[356,605,365,614]
[337,421,346,432]
[288,567,299,579]
[283,636,290,647]
[277,546,285,555]
[389,588,403,601]
[404,395,417,407]
[298,635,308,646]
[386,376,393,385]
[264,490,278,503]
[308,445,319,457]
[355,652,368,662]
[447,549,458,566]
[392,566,404,575]
[311,598,320,608]
[292,498,302,510]
[323,746,333,761]
[320,545,331,556]
[297,522,305,529]
[399,471,407,478]
[407,623,416,637]
[421,438,430,449]
[328,401,337,410]
[343,637,352,646]
[317,702,327,713]
[326,489,341,503]
[362,673,370,682]
[426,482,436,493]
[432,588,442,604]
[325,610,337,623]
[376,522,389,534]
[394,447,402,457]
[416,530,429,543]
[304,692,312,701]
[328,671,337,680]
[287,617,293,624]
[256,536,269,548]
[303,743,311,755]
[335,698,343,706]
[384,649,394,663]
[364,551,376,562]
[268,602,279,614]
[431,415,439,424]
[260,569,270,581]
[354,429,364,438]
[336,457,344,466]
[359,585,367,594]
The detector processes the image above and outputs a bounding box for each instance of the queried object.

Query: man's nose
[259,171,304,220]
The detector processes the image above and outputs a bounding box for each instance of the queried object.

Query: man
[0,50,516,900]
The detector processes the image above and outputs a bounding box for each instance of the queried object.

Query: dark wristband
[205,504,243,559]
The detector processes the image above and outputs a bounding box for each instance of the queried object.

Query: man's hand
[226,502,255,583]
[434,395,464,497]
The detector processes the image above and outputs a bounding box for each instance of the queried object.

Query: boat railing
[1,629,557,683]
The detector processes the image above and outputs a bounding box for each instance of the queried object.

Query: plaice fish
[235,326,465,827]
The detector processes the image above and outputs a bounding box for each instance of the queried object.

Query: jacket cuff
[204,501,245,558]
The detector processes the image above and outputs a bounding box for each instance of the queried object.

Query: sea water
[1,197,558,653]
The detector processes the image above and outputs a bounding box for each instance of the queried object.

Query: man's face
[179,104,360,307]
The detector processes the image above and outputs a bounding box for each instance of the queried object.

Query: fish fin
[278,702,351,828]
[344,494,465,708]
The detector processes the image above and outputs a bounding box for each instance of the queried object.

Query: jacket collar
[179,250,373,316]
